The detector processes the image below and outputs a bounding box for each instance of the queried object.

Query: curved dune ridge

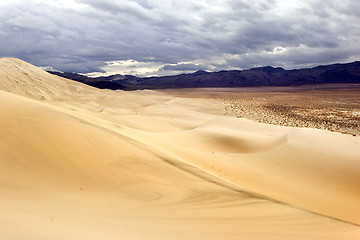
[0,58,360,239]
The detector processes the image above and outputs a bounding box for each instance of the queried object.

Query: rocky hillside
[48,61,360,90]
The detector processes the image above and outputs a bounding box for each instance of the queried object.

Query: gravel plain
[164,84,360,136]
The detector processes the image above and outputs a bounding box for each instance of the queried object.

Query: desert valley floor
[0,58,360,239]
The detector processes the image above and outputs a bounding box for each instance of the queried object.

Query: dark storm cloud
[0,0,359,75]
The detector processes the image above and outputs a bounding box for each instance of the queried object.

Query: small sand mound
[153,126,288,153]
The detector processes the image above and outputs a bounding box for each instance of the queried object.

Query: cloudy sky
[0,0,359,77]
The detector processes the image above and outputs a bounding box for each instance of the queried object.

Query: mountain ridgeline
[48,61,360,90]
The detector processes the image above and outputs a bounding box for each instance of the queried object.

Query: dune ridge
[0,57,359,239]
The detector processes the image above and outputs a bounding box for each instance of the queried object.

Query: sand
[0,57,359,239]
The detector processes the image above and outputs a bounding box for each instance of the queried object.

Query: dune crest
[0,58,359,239]
[0,58,95,100]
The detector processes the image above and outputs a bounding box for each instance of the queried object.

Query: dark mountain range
[48,61,360,90]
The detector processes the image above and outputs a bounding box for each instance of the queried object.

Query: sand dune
[0,57,360,239]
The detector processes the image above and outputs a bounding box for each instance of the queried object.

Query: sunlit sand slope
[0,58,359,239]
[0,57,96,100]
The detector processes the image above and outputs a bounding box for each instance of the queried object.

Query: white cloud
[269,47,290,55]
[86,60,165,77]
[39,65,63,72]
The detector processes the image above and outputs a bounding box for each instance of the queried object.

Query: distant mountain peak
[250,66,285,72]
[191,70,208,76]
